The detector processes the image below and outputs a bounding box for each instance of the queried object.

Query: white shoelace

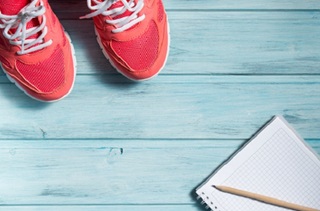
[81,0,145,33]
[0,0,52,55]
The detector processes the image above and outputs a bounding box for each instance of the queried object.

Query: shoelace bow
[0,0,52,55]
[81,0,145,33]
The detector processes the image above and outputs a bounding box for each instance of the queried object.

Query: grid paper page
[196,116,320,211]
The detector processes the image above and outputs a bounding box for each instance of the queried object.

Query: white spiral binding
[197,192,221,211]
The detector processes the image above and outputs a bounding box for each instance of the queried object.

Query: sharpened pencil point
[212,185,222,191]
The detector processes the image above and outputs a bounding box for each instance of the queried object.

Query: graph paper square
[196,116,320,211]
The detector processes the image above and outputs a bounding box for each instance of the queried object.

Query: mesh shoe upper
[16,47,65,93]
[111,20,159,71]
[0,0,76,102]
[83,0,169,81]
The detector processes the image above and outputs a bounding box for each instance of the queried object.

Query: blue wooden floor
[0,0,320,210]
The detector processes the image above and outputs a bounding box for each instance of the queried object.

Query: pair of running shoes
[0,0,169,102]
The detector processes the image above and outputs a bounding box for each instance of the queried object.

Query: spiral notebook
[196,116,320,211]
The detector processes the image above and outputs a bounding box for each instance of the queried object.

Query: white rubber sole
[94,17,171,82]
[1,32,77,103]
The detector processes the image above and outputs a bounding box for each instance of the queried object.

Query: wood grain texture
[0,139,319,205]
[0,205,200,211]
[0,76,319,139]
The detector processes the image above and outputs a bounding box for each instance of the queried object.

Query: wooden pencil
[214,185,319,211]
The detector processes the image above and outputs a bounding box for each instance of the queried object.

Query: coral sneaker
[0,0,76,102]
[82,0,170,81]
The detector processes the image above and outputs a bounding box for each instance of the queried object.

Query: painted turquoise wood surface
[0,0,320,210]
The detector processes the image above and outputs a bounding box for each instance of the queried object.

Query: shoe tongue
[0,0,40,39]
[0,0,30,15]
[109,0,133,20]
[110,0,125,9]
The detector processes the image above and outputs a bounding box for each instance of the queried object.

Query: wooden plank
[0,139,319,205]
[57,11,320,75]
[162,1,320,10]
[0,205,200,211]
[49,0,320,18]
[0,75,319,139]
[163,11,320,75]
